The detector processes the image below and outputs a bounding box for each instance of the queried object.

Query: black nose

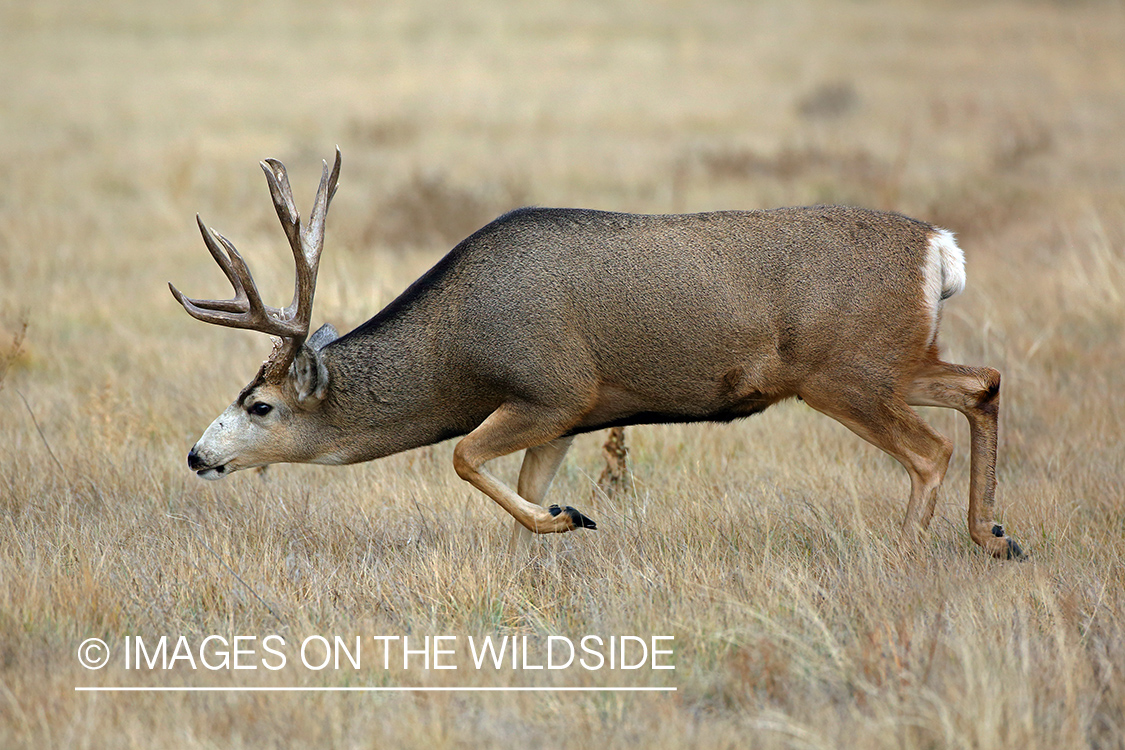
[187,447,205,470]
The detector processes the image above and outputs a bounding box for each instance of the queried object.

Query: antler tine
[293,147,342,324]
[261,158,301,256]
[175,215,248,314]
[259,158,307,335]
[306,147,343,255]
[213,232,305,337]
[169,218,302,336]
[256,148,342,345]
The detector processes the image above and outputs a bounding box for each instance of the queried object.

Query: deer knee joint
[977,368,1000,409]
[452,445,479,481]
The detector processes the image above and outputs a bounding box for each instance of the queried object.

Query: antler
[170,148,341,381]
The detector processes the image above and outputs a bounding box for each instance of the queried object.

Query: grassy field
[2,0,1124,747]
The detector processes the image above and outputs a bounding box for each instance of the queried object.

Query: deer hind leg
[801,388,954,550]
[509,436,576,554]
[908,361,1025,560]
[453,402,595,535]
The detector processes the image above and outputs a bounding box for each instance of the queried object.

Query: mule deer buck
[172,148,1024,560]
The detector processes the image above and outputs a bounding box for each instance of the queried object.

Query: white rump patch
[922,228,966,344]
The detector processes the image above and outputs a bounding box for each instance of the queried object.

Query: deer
[171,148,1024,560]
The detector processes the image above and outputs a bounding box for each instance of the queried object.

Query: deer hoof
[987,524,1027,561]
[548,505,597,531]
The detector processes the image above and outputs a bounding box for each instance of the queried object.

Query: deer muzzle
[188,445,228,479]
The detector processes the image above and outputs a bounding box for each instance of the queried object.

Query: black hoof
[992,524,1027,560]
[548,504,597,530]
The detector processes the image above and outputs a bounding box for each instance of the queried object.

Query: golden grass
[2,1,1124,747]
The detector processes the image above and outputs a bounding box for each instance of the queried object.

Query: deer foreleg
[453,404,595,535]
[510,437,577,553]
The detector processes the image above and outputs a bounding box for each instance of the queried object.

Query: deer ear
[290,342,330,407]
[307,323,339,351]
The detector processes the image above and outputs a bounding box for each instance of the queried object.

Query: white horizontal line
[75,686,675,693]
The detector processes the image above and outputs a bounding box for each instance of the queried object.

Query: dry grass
[2,0,1124,748]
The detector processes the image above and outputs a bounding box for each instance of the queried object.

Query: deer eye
[248,402,273,417]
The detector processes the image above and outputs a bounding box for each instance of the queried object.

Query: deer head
[171,149,342,478]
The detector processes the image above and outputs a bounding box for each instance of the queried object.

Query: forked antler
[170,148,341,381]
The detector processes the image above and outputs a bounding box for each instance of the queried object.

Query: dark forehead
[236,365,270,407]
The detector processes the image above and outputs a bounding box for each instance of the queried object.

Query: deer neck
[313,319,483,463]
